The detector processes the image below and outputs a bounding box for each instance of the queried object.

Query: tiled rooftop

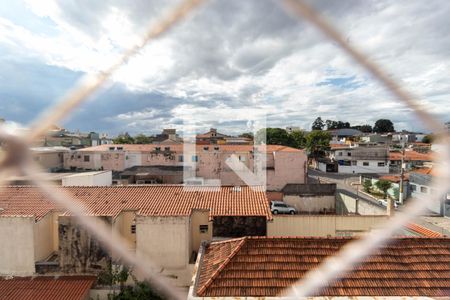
[77,144,303,153]
[195,237,450,297]
[389,150,434,161]
[0,276,95,300]
[0,185,271,221]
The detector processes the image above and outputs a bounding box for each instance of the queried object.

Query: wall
[190,210,212,257]
[62,171,112,186]
[112,211,136,253]
[336,192,386,215]
[283,195,335,213]
[338,160,389,174]
[33,151,65,171]
[267,151,307,191]
[267,215,387,237]
[59,216,111,273]
[0,216,36,275]
[34,213,57,262]
[136,216,190,270]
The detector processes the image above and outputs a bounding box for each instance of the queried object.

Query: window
[351,161,357,166]
[203,146,209,151]
[214,146,220,151]
[84,155,90,162]
[164,147,170,151]
[410,184,416,191]
[130,224,136,234]
[363,162,369,166]
[178,155,184,162]
[347,152,351,157]
[338,152,343,156]
[199,225,208,233]
[378,162,385,167]
[420,186,428,193]
[192,155,198,162]
[109,146,115,151]
[77,155,81,159]
[275,203,287,208]
[155,147,161,151]
[117,147,123,151]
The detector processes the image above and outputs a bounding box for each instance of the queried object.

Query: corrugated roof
[77,144,303,153]
[0,276,95,300]
[196,236,450,297]
[0,186,271,221]
[389,150,434,161]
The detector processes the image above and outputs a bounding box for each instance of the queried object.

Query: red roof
[78,144,303,153]
[196,236,450,297]
[405,223,443,237]
[0,186,272,221]
[389,150,434,161]
[411,167,437,176]
[0,276,95,300]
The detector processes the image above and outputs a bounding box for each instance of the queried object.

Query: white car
[378,199,398,209]
[270,201,297,215]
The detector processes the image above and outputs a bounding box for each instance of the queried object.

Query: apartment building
[30,146,69,172]
[64,144,308,191]
[331,146,389,174]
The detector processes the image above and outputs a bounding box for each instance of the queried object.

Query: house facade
[331,147,389,174]
[64,144,308,191]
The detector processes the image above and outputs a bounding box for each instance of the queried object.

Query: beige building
[64,144,308,191]
[31,146,69,172]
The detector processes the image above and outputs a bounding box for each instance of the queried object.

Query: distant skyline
[1,1,449,135]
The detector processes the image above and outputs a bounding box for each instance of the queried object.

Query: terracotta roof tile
[0,186,271,221]
[405,223,443,237]
[389,150,434,161]
[196,237,450,297]
[0,276,95,300]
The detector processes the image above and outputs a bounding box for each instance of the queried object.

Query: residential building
[360,133,392,145]
[389,149,434,173]
[152,128,183,144]
[99,133,113,145]
[64,144,308,191]
[189,236,450,299]
[331,146,389,174]
[329,128,362,143]
[30,146,69,172]
[195,128,229,144]
[0,185,271,286]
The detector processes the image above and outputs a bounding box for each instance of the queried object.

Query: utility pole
[399,136,405,205]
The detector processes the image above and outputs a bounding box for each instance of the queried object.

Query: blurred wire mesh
[0,0,448,299]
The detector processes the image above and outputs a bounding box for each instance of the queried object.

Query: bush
[363,179,372,193]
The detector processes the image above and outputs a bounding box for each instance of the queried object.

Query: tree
[113,133,134,144]
[306,130,332,157]
[373,119,394,133]
[239,132,254,140]
[113,281,165,300]
[134,134,153,144]
[363,179,372,193]
[311,117,325,131]
[352,124,373,133]
[289,130,307,149]
[422,134,433,144]
[255,128,290,145]
[375,179,392,199]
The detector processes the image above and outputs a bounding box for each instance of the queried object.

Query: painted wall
[33,151,65,171]
[190,210,212,255]
[284,195,335,213]
[62,171,112,186]
[267,215,387,237]
[136,216,190,270]
[336,192,386,215]
[0,217,36,275]
[33,213,56,262]
[338,160,389,174]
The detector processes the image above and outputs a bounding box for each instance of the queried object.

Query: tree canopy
[375,179,392,198]
[113,133,135,144]
[373,119,395,133]
[306,130,332,157]
[311,117,325,130]
[325,120,350,130]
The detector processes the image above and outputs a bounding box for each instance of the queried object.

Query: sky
[0,0,449,136]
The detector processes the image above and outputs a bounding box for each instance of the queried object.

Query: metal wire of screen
[0,0,449,299]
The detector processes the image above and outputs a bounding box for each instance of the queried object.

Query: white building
[331,147,389,174]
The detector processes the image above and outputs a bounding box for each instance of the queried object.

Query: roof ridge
[197,237,247,296]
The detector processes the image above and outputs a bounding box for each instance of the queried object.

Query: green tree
[239,132,254,140]
[422,134,433,144]
[373,119,394,133]
[289,130,307,149]
[306,130,331,157]
[134,134,153,144]
[363,179,372,193]
[311,117,325,131]
[375,179,392,199]
[255,128,290,145]
[112,281,164,300]
[113,133,134,144]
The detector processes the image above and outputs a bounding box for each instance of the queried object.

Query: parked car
[378,199,398,209]
[270,201,297,215]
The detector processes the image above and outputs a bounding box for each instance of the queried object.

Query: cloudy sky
[0,0,449,136]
